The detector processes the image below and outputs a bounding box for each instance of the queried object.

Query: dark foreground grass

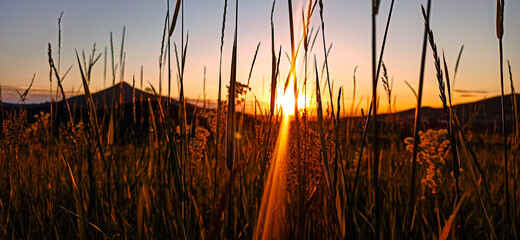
[0,0,519,239]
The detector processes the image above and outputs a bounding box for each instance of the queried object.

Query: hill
[381,94,520,131]
[2,83,519,132]
[67,81,179,107]
[1,82,193,126]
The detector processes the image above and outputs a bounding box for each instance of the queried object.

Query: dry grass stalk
[404,80,418,100]
[50,11,64,137]
[316,2,343,212]
[58,149,87,240]
[443,53,466,239]
[439,193,469,240]
[0,82,3,120]
[407,0,431,236]
[258,0,278,185]
[226,0,238,171]
[167,0,172,109]
[104,46,107,88]
[370,0,380,236]
[119,27,125,82]
[58,11,64,73]
[76,47,111,235]
[203,66,206,111]
[133,75,136,123]
[508,61,519,225]
[301,5,317,231]
[457,125,498,238]
[159,13,168,102]
[451,45,464,89]
[226,0,239,238]
[423,15,466,236]
[318,0,335,127]
[48,44,73,126]
[351,0,394,206]
[240,42,261,132]
[176,30,189,172]
[314,56,335,206]
[168,0,182,37]
[440,54,461,179]
[59,206,112,240]
[381,62,392,112]
[496,0,511,227]
[286,0,305,236]
[214,0,227,205]
[16,74,35,104]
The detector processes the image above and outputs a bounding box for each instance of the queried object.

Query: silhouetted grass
[1,1,519,239]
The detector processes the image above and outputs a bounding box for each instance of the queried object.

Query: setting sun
[275,78,306,116]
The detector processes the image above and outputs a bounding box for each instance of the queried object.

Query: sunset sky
[1,0,519,113]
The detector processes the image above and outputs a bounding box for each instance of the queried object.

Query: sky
[0,0,519,114]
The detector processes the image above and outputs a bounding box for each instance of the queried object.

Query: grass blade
[496,0,511,227]
[407,1,432,235]
[214,0,228,205]
[168,0,182,36]
[452,45,464,89]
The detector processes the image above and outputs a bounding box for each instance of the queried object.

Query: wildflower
[404,129,450,194]
[189,126,210,163]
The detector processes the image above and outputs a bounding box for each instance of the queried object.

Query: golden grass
[0,1,519,239]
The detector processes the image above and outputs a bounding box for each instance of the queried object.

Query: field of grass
[1,0,519,239]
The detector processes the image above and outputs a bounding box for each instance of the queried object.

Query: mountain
[382,94,520,131]
[1,82,193,126]
[1,82,519,132]
[67,81,177,107]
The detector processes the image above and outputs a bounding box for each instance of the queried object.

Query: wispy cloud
[453,89,488,94]
[1,85,78,103]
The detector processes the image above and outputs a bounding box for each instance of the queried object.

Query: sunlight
[254,111,290,239]
[276,77,306,116]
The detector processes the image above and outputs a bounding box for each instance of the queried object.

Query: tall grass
[215,0,227,206]
[370,1,381,237]
[48,44,73,125]
[285,1,306,237]
[2,1,520,239]
[407,0,431,237]
[0,83,3,120]
[225,0,239,238]
[423,16,466,237]
[351,0,394,202]
[442,54,466,239]
[508,61,519,231]
[259,0,278,188]
[496,0,511,229]
[314,56,334,215]
[407,0,431,238]
[451,45,464,90]
[75,47,107,236]
[167,0,171,109]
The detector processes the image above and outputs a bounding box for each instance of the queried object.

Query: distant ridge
[1,83,519,131]
[68,81,179,108]
[1,82,191,125]
[382,94,520,130]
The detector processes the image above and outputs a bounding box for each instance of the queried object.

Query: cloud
[0,85,76,103]
[453,89,488,94]
[458,94,479,98]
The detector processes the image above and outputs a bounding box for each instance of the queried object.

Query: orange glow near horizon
[275,77,306,116]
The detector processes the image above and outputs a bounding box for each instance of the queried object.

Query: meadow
[1,0,519,239]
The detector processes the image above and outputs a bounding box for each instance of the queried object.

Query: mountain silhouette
[1,82,519,133]
[67,81,178,108]
[381,94,520,131]
[1,82,194,127]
